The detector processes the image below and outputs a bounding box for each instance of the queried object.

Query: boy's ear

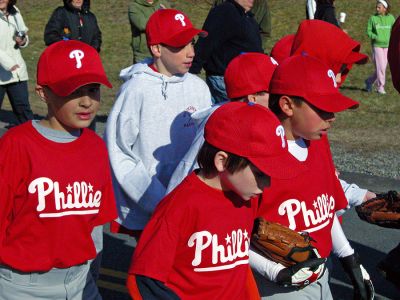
[279,95,296,117]
[246,94,257,103]
[35,84,48,103]
[214,151,229,172]
[150,44,162,58]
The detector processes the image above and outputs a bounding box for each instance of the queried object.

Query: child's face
[290,100,335,141]
[157,41,195,76]
[42,84,100,132]
[376,3,387,15]
[220,164,270,201]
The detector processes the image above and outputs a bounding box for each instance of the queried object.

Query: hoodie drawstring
[161,77,168,100]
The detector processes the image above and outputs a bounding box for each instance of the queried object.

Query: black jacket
[44,0,102,52]
[190,0,262,75]
[314,3,340,28]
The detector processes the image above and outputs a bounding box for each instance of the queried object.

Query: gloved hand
[276,257,326,288]
[340,254,374,300]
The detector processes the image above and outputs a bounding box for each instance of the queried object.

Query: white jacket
[104,59,211,230]
[0,6,29,85]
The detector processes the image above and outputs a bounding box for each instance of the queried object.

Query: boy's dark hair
[197,141,251,176]
[268,94,304,116]
[230,91,268,102]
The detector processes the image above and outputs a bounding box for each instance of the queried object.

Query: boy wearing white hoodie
[166,52,278,193]
[104,9,211,237]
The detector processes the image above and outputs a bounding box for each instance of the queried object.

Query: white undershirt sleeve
[331,215,354,258]
[249,247,285,282]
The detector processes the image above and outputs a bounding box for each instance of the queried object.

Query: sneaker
[365,79,373,92]
[377,90,387,95]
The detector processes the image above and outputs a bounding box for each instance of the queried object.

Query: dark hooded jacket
[44,0,102,52]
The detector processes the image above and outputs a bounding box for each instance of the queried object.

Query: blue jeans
[206,75,228,104]
[0,81,33,124]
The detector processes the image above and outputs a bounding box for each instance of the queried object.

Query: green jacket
[128,0,170,63]
[366,13,395,48]
[213,0,271,51]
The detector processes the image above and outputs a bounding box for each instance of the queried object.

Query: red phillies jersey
[0,122,117,272]
[129,172,258,300]
[258,136,347,258]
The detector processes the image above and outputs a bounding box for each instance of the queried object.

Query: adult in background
[129,0,170,63]
[213,0,271,52]
[190,0,263,104]
[0,0,33,125]
[314,0,340,27]
[44,0,102,52]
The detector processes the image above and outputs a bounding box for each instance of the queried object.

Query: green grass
[8,0,400,152]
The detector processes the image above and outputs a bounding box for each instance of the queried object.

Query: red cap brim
[249,150,307,180]
[344,51,368,65]
[49,73,112,97]
[162,28,207,48]
[305,92,359,113]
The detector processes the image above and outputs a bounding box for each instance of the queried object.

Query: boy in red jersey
[250,54,374,300]
[127,102,308,299]
[0,40,117,299]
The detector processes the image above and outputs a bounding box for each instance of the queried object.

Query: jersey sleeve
[92,163,117,226]
[128,196,183,282]
[322,135,348,211]
[0,134,27,248]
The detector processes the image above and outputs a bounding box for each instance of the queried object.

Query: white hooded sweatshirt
[166,102,227,193]
[104,59,211,230]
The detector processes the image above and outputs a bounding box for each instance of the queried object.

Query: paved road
[0,119,399,299]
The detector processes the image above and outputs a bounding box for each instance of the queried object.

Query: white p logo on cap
[276,125,286,148]
[69,50,85,69]
[327,69,337,88]
[175,13,186,27]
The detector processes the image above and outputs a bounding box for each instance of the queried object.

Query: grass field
[6,0,400,154]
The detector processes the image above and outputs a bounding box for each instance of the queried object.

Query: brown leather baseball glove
[355,191,400,229]
[251,217,317,267]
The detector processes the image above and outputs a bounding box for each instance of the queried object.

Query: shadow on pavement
[330,241,399,300]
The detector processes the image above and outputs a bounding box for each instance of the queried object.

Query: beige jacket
[0,6,29,85]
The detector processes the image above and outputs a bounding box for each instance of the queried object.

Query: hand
[9,64,20,72]
[340,254,374,300]
[363,191,377,202]
[15,36,26,46]
[276,258,326,288]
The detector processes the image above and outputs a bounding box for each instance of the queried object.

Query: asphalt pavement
[0,117,399,300]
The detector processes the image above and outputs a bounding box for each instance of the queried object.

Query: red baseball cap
[204,102,305,179]
[269,54,359,113]
[37,40,112,97]
[388,16,400,93]
[271,34,295,64]
[146,9,207,48]
[224,53,278,99]
[291,20,368,76]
